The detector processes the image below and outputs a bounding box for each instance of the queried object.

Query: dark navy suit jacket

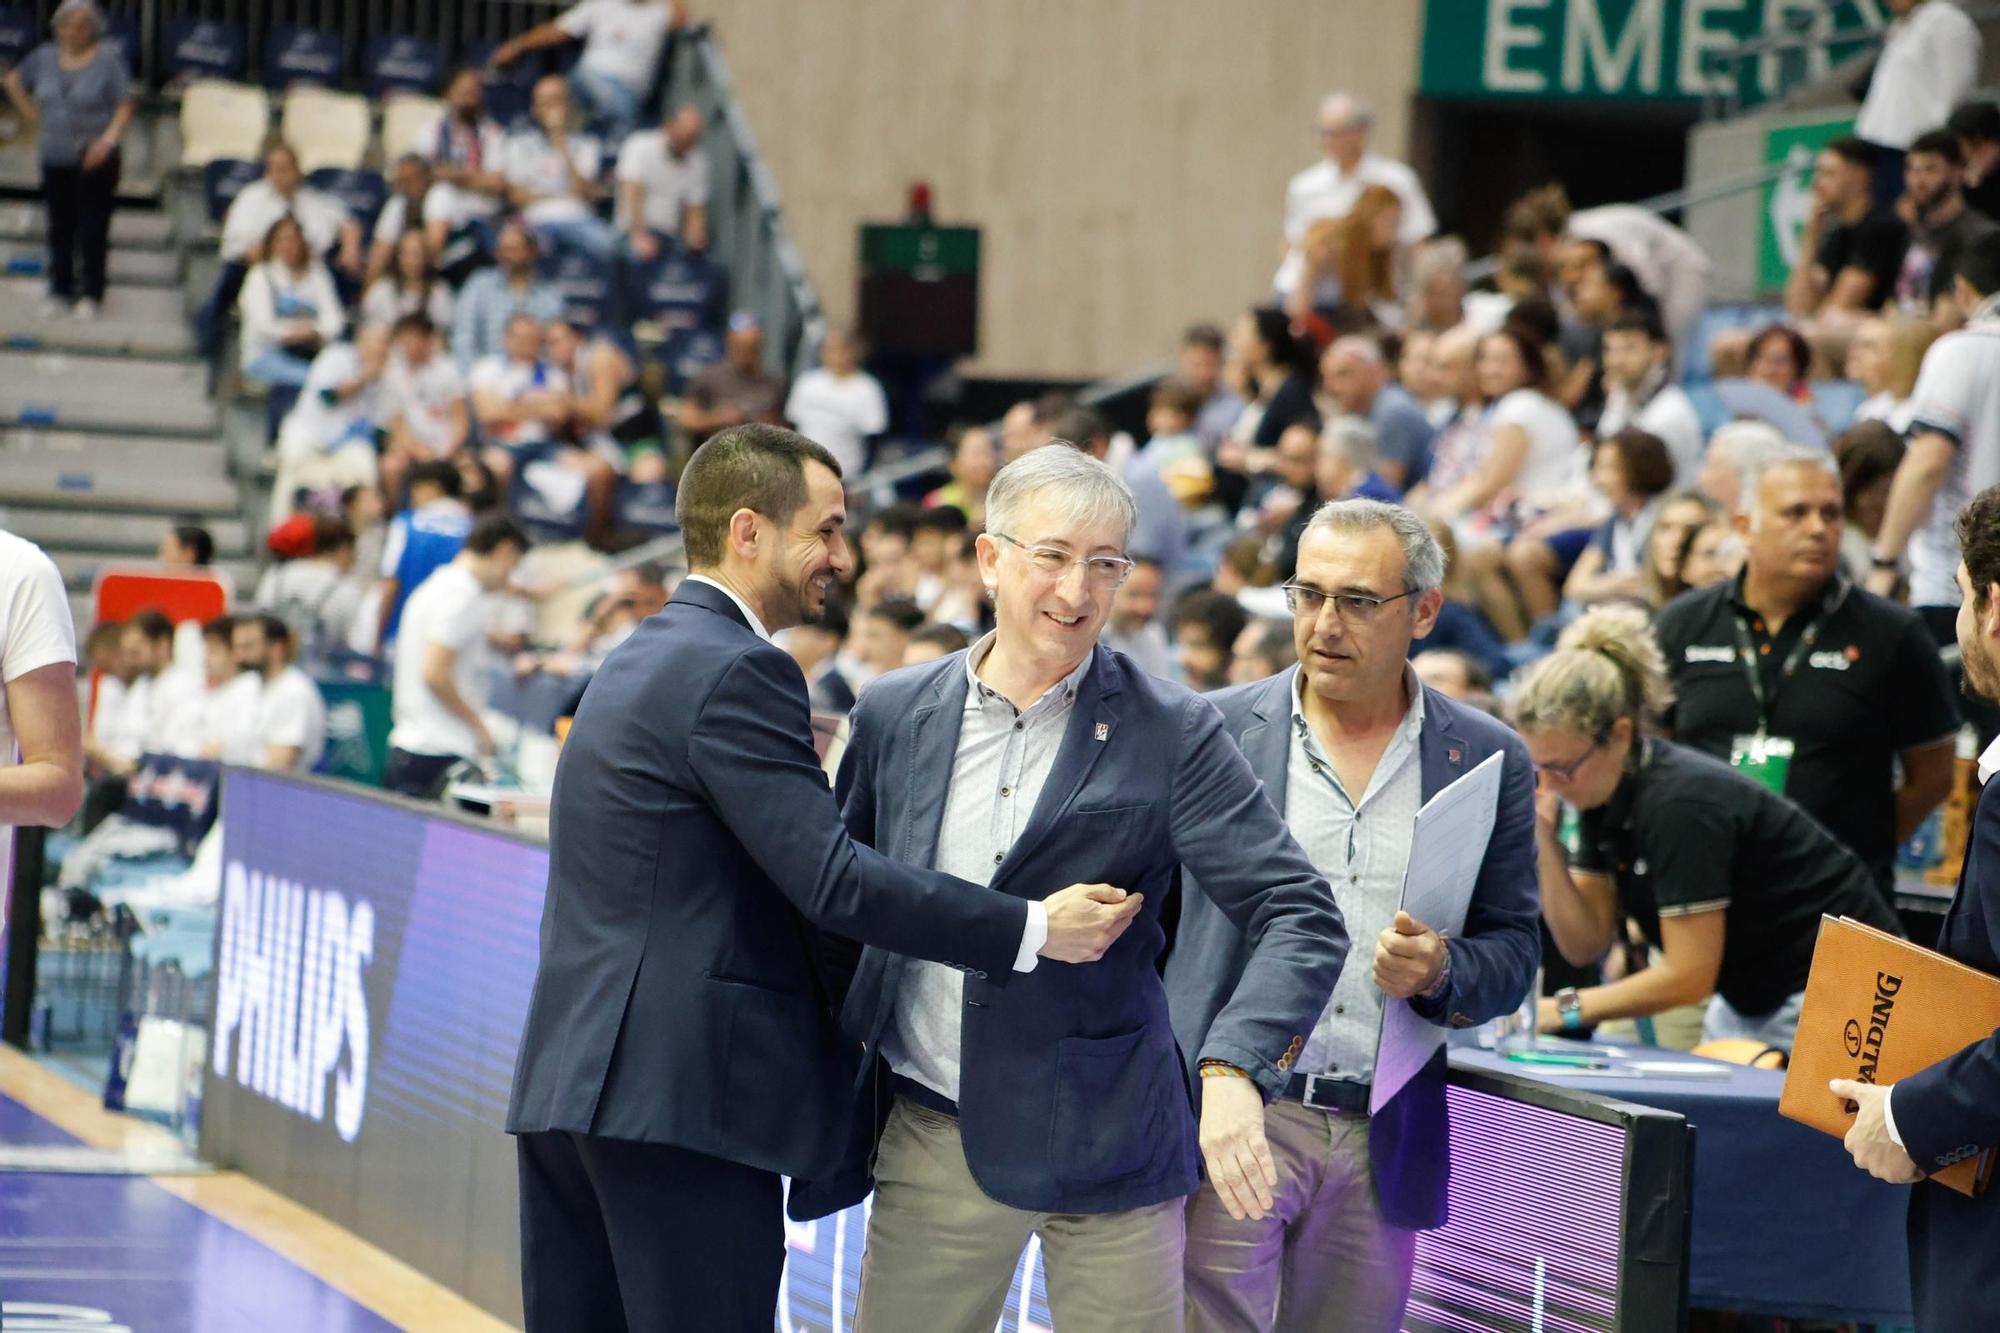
[1164,667,1541,1231]
[1897,765,2000,1331]
[505,580,1031,1180]
[799,643,1346,1218]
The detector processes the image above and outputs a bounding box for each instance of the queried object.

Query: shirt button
[1014,721,1024,731]
[993,852,1004,865]
[1349,874,1359,885]
[1335,1004,1346,1016]
[1000,787,1012,797]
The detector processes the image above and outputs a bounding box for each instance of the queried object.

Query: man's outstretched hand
[1039,883,1144,963]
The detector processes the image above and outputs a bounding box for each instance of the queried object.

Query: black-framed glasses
[1281,583,1417,623]
[993,533,1134,587]
[1534,736,1603,783]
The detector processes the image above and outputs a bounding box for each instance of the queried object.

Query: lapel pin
[1447,747,1462,765]
[1094,722,1110,742]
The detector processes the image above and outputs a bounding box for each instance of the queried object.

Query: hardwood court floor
[0,1045,515,1332]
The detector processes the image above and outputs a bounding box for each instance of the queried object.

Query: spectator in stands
[1849,315,1935,432]
[1053,405,1188,577]
[1948,99,2000,219]
[472,312,570,461]
[785,327,889,478]
[451,218,563,368]
[1173,588,1247,692]
[157,524,214,569]
[1225,306,1321,455]
[81,620,123,731]
[997,391,1070,463]
[676,311,787,445]
[360,229,454,334]
[1694,420,1788,521]
[378,459,473,648]
[1227,615,1293,685]
[82,609,172,785]
[1519,606,1904,1047]
[3,0,132,322]
[851,503,922,611]
[902,622,970,667]
[1499,183,1712,353]
[1679,517,1741,590]
[1134,376,1214,512]
[781,597,855,713]
[161,615,246,761]
[227,614,326,773]
[1412,647,1490,701]
[924,424,997,528]
[1180,322,1246,450]
[1405,238,1470,334]
[1274,92,1435,303]
[1854,0,1983,208]
[238,215,345,392]
[505,75,615,263]
[256,516,364,661]
[518,561,671,680]
[273,325,389,520]
[385,515,530,797]
[617,104,710,258]
[1835,421,1907,582]
[1102,556,1170,678]
[1596,312,1704,483]
[201,144,361,356]
[1784,137,1910,349]
[545,317,666,484]
[1555,249,1655,428]
[1558,430,1676,608]
[1315,416,1400,508]
[908,507,967,612]
[1896,129,2000,330]
[364,154,437,289]
[1281,184,1403,332]
[1740,322,1814,403]
[420,68,510,270]
[1411,322,1481,479]
[1640,490,1720,609]
[1319,335,1436,489]
[381,313,472,502]
[1655,447,1958,901]
[491,0,687,146]
[1255,424,1343,581]
[852,597,923,688]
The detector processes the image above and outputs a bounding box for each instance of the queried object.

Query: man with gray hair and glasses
[1167,498,1540,1331]
[798,443,1347,1332]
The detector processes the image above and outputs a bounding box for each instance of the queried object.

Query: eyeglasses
[1534,736,1603,783]
[1281,583,1417,623]
[993,533,1134,587]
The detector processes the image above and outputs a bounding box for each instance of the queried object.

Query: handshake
[1037,883,1146,964]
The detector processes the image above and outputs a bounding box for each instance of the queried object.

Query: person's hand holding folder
[1827,1078,1924,1185]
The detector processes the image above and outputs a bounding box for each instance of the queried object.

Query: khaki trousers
[1184,1100,1416,1332]
[855,1096,1186,1333]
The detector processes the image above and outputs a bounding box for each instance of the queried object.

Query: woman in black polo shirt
[1514,606,1902,1049]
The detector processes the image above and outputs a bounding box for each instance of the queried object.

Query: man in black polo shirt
[1653,447,1958,904]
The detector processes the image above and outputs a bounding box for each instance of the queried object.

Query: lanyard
[1729,603,1827,734]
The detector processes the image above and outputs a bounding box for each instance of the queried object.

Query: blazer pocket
[1047,1026,1179,1187]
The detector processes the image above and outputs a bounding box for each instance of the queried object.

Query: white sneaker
[37,294,67,318]
[71,299,99,322]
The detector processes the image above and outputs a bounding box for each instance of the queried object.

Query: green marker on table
[1504,1049,1611,1070]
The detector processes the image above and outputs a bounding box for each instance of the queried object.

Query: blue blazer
[1896,768,2000,1332]
[803,644,1346,1218]
[505,580,1031,1179]
[1163,667,1541,1231]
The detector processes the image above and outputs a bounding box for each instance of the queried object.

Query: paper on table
[1371,750,1504,1115]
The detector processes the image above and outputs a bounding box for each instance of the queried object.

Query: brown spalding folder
[1779,915,2000,1198]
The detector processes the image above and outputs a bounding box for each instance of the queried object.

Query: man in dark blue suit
[504,424,1145,1332]
[1834,485,2000,1333]
[809,445,1346,1332]
[1166,500,1541,1331]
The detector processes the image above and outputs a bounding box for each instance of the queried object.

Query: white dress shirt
[1275,152,1437,292]
[1856,1,1982,151]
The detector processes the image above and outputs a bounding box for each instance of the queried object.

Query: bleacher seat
[1811,380,1867,436]
[0,7,33,69]
[163,17,246,86]
[201,159,263,226]
[459,38,536,130]
[542,251,616,330]
[630,250,728,336]
[659,327,724,396]
[281,86,372,173]
[616,479,679,536]
[510,443,593,543]
[103,11,139,76]
[307,168,390,238]
[381,93,445,162]
[263,24,344,91]
[178,80,269,170]
[365,33,443,98]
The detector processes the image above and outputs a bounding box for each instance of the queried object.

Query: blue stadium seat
[202,158,263,225]
[459,38,539,130]
[102,11,139,76]
[308,168,390,238]
[1684,302,1787,386]
[264,24,344,90]
[365,33,443,98]
[1812,379,1867,435]
[0,7,35,68]
[541,250,615,330]
[629,250,728,335]
[659,326,724,396]
[509,442,592,543]
[616,479,679,536]
[163,18,247,85]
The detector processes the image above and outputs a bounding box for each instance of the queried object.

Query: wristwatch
[1554,987,1585,1031]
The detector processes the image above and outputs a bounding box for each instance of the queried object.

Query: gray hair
[1745,444,1841,526]
[1412,237,1470,288]
[1300,498,1445,594]
[1326,335,1384,368]
[1318,92,1374,131]
[1706,420,1793,509]
[984,443,1136,549]
[1320,415,1380,471]
[52,0,103,34]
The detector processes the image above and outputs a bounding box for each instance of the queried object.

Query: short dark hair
[868,502,924,544]
[246,612,292,647]
[909,622,970,656]
[1948,100,2000,147]
[407,459,462,498]
[1745,323,1812,384]
[1956,485,2000,610]
[915,505,969,535]
[1151,375,1205,420]
[1174,588,1248,648]
[171,523,215,566]
[1825,136,1874,170]
[1053,404,1112,449]
[1835,420,1906,512]
[1182,322,1226,354]
[676,423,841,568]
[1604,310,1669,344]
[129,609,174,643]
[464,513,529,557]
[313,515,355,554]
[865,597,925,634]
[1909,128,1964,166]
[1956,228,2000,297]
[1594,429,1676,499]
[390,311,435,341]
[1246,617,1294,669]
[628,559,671,591]
[1501,298,1560,351]
[201,614,237,644]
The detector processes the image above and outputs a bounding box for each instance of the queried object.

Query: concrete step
[0,506,250,558]
[0,145,166,204]
[0,239,179,287]
[0,451,236,514]
[52,551,257,605]
[0,276,194,357]
[0,202,175,250]
[0,348,215,435]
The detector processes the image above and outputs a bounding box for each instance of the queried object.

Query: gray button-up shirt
[1289,666,1425,1083]
[882,634,1091,1101]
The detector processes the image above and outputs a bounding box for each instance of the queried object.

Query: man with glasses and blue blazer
[1167,498,1540,1331]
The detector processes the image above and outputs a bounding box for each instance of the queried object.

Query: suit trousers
[855,1096,1186,1333]
[1908,1176,2000,1333]
[1184,1100,1416,1332]
[516,1129,784,1333]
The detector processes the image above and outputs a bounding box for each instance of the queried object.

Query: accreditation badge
[1729,733,1795,795]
